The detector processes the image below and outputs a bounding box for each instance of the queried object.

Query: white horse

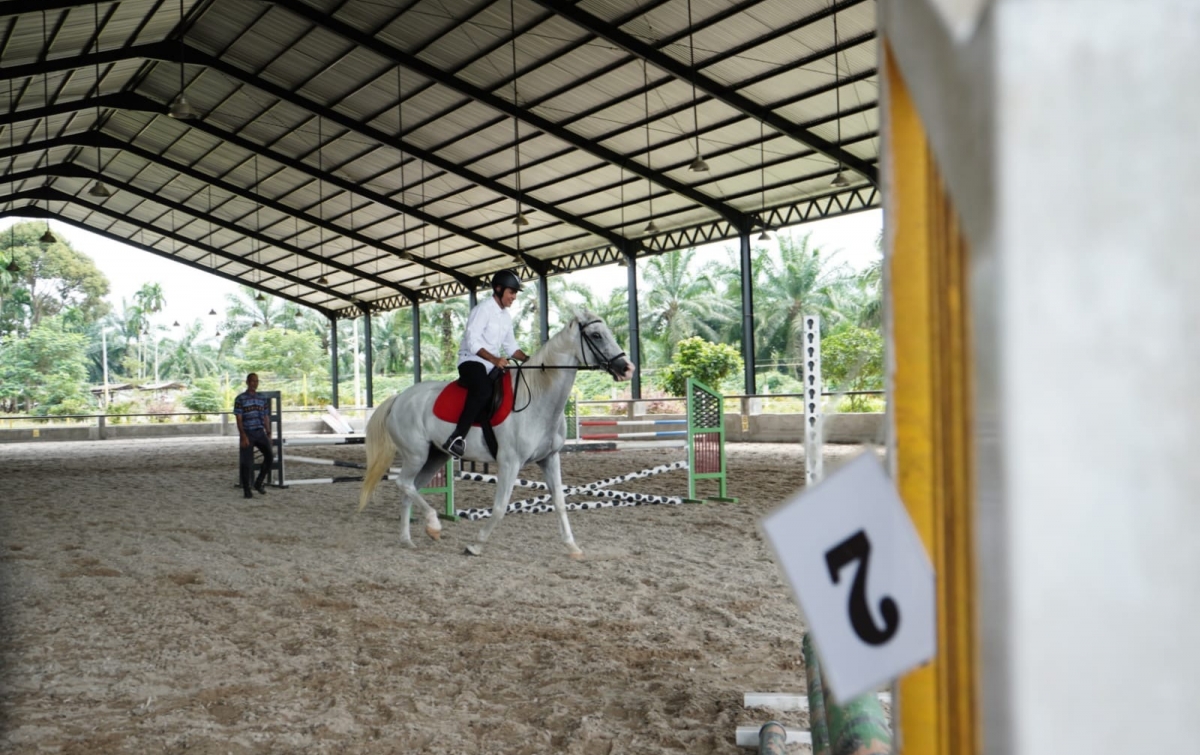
[358,310,635,559]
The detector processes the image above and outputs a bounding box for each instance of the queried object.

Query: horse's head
[574,311,635,381]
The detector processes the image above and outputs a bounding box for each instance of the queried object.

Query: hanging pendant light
[642,60,657,236]
[685,0,708,172]
[829,4,849,188]
[38,12,57,246]
[509,0,528,237]
[313,115,328,287]
[6,81,16,268]
[88,2,114,199]
[168,0,197,119]
[208,308,217,316]
[758,120,771,241]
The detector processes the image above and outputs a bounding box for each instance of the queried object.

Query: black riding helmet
[491,268,523,294]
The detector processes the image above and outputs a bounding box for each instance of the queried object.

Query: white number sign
[760,452,935,702]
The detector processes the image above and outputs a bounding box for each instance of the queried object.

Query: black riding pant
[450,361,497,441]
[239,427,274,493]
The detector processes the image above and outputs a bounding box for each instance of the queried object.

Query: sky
[3,209,882,331]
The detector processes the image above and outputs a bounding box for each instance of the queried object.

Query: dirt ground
[0,437,873,754]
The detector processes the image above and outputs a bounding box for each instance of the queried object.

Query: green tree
[821,325,885,411]
[0,222,110,336]
[0,316,92,413]
[236,327,324,381]
[654,336,744,397]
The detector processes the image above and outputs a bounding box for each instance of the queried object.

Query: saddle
[431,369,514,459]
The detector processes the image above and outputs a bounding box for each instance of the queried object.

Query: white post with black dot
[760,451,935,703]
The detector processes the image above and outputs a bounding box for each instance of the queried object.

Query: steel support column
[329,317,340,408]
[624,249,642,399]
[362,309,374,408]
[537,269,549,344]
[411,303,422,384]
[739,227,757,395]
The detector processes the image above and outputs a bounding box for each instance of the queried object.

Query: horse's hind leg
[537,452,583,559]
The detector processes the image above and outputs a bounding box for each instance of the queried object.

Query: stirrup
[443,436,466,459]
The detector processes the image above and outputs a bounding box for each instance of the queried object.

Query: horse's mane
[517,310,591,395]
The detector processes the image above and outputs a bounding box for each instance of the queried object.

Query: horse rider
[234,372,274,498]
[442,269,530,458]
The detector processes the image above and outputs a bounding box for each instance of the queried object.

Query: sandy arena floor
[0,436,875,754]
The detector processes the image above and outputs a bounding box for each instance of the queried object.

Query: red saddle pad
[432,374,515,427]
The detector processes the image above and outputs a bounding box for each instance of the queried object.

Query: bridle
[574,318,629,379]
[506,318,628,412]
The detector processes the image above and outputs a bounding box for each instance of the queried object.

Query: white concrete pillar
[881,2,1200,753]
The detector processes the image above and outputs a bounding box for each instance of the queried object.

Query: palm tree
[752,231,854,380]
[133,282,165,317]
[159,320,220,380]
[415,297,469,375]
[219,286,285,350]
[637,248,730,367]
[370,309,413,376]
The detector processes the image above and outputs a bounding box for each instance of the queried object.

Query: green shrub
[181,379,222,420]
[835,395,887,413]
[654,337,743,397]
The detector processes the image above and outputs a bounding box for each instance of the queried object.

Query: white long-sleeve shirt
[457,295,519,368]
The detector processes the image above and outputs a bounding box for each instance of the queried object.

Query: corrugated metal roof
[0,0,880,319]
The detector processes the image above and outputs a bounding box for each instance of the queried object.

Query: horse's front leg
[538,452,583,559]
[465,458,519,556]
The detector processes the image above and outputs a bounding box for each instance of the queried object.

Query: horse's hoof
[568,546,584,561]
[464,544,482,557]
[426,527,442,541]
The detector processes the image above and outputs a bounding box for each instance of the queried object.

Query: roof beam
[529,0,878,186]
[266,0,743,225]
[2,196,340,318]
[0,42,613,262]
[0,99,482,288]
[3,164,416,303]
[0,89,522,284]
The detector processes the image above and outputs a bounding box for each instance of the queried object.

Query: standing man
[234,372,274,498]
[442,269,530,458]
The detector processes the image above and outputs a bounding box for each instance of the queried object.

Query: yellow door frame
[884,40,980,755]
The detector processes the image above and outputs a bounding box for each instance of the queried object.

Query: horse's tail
[358,393,399,512]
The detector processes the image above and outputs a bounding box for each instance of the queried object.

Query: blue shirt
[234,391,270,433]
